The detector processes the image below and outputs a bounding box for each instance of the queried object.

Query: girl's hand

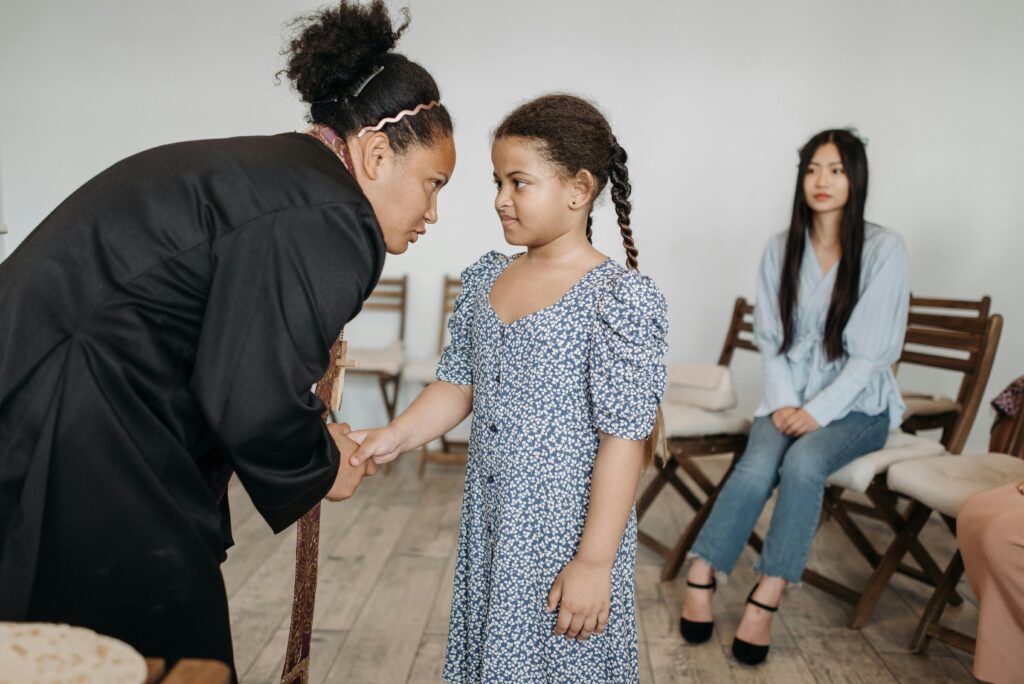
[347,426,406,466]
[780,408,820,436]
[547,557,612,641]
[771,407,798,433]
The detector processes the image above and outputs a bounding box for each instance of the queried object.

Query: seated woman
[678,129,910,665]
[957,374,1024,684]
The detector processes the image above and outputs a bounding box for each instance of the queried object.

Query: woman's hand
[347,425,407,466]
[779,408,820,437]
[325,423,377,501]
[1016,480,1024,495]
[546,557,612,641]
[771,406,798,432]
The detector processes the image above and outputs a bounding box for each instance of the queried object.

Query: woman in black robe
[0,0,455,669]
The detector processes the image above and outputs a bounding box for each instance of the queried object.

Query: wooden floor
[223,454,980,683]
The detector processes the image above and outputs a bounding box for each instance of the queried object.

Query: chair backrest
[717,297,759,367]
[436,276,462,354]
[899,295,1003,454]
[361,275,409,342]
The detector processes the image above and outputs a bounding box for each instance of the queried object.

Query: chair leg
[911,550,966,653]
[636,457,675,523]
[826,487,883,567]
[868,483,962,605]
[659,454,748,581]
[676,456,718,496]
[848,501,934,629]
[378,375,399,421]
[418,444,428,478]
[660,484,718,582]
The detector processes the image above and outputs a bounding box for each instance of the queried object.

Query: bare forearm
[390,381,472,451]
[575,433,645,567]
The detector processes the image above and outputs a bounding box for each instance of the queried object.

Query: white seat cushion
[665,363,738,411]
[403,355,441,385]
[662,401,751,439]
[348,341,405,377]
[826,431,945,493]
[902,392,957,417]
[887,452,1024,518]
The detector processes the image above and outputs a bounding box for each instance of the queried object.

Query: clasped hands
[324,423,406,501]
[772,406,821,436]
[324,422,377,501]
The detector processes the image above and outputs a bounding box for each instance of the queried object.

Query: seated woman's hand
[325,423,377,501]
[780,408,820,437]
[547,557,612,641]
[771,406,798,432]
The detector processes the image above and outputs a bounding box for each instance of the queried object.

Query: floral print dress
[437,251,667,684]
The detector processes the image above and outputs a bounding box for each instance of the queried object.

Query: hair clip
[352,65,385,98]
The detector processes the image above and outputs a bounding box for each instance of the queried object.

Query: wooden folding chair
[348,276,408,421]
[804,301,1003,628]
[408,276,468,476]
[636,297,759,581]
[885,395,1024,655]
[840,295,995,527]
[900,296,992,453]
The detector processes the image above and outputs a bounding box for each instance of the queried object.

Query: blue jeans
[691,411,889,583]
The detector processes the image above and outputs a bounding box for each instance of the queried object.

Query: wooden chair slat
[907,312,988,333]
[904,327,982,353]
[910,294,990,315]
[361,302,405,311]
[899,350,974,373]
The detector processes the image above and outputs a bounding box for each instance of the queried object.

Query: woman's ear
[569,169,597,209]
[358,132,394,181]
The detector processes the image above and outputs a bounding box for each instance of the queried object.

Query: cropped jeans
[691,411,889,583]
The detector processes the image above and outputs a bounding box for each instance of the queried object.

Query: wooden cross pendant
[329,341,359,412]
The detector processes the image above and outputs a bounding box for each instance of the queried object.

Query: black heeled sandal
[731,584,779,666]
[679,576,716,644]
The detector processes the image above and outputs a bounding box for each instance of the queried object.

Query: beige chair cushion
[902,392,957,417]
[662,401,751,439]
[403,355,441,385]
[887,452,1024,518]
[665,363,738,411]
[826,431,946,493]
[348,341,405,377]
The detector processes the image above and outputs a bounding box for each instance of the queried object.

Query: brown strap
[281,335,346,683]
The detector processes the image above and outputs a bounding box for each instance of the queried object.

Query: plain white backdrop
[1,0,1021,449]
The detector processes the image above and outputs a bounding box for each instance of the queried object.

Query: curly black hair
[281,0,452,152]
[494,94,638,270]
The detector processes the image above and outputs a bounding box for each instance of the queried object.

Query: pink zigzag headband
[357,100,442,138]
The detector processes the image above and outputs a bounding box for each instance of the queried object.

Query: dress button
[489,424,498,433]
[495,374,501,383]
[487,474,494,484]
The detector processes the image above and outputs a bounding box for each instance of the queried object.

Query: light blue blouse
[754,223,910,429]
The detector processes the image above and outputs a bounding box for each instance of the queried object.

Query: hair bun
[283,0,408,105]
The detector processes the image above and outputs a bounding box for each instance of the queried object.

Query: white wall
[2,0,1022,449]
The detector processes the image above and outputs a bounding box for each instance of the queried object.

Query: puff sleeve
[589,270,669,440]
[436,251,503,385]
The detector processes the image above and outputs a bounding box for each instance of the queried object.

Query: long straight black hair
[779,129,869,361]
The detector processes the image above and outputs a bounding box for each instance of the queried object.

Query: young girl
[679,129,909,665]
[349,94,667,683]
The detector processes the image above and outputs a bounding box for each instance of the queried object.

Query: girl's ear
[569,169,598,208]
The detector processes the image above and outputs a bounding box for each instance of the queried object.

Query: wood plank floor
[223,454,979,683]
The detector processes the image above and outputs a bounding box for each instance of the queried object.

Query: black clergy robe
[0,133,385,668]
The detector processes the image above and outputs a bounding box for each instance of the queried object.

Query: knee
[728,455,779,496]
[778,448,827,489]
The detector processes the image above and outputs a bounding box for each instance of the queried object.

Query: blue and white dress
[438,251,668,684]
